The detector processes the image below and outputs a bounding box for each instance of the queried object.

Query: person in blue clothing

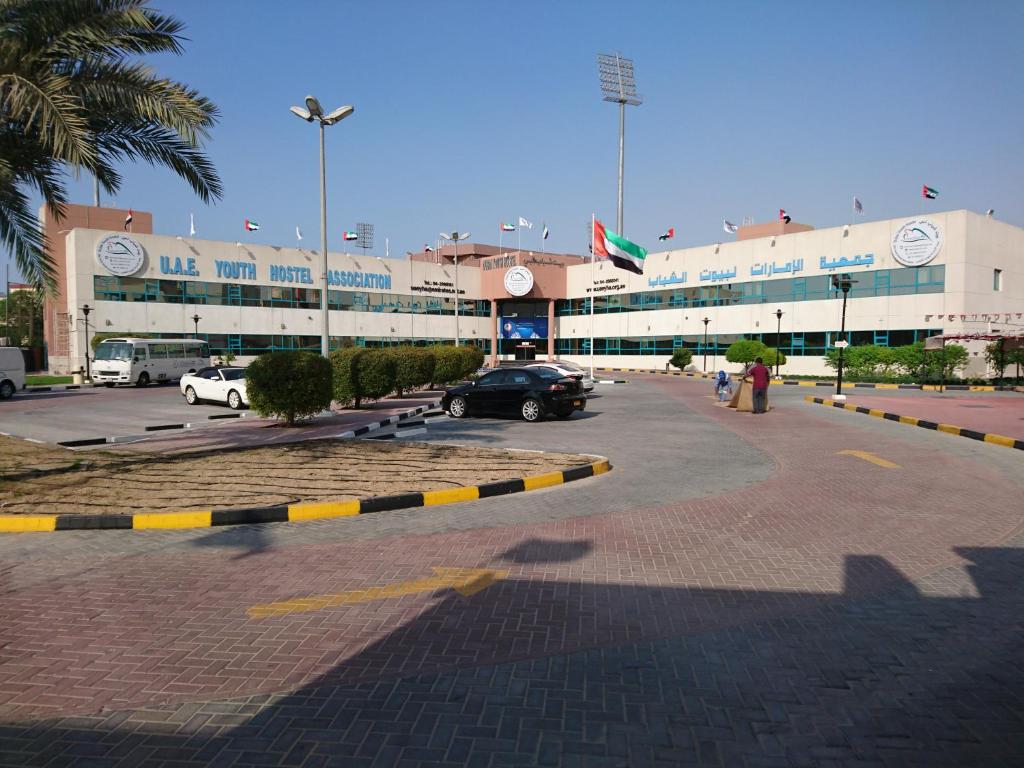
[714,370,732,401]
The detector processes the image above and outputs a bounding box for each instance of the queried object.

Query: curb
[803,395,1024,451]
[334,402,439,439]
[57,412,253,447]
[0,455,612,533]
[595,367,998,391]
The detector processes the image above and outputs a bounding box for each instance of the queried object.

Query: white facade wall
[557,210,1024,376]
[63,230,490,372]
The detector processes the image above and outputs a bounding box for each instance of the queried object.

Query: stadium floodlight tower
[597,52,642,236]
[356,222,374,257]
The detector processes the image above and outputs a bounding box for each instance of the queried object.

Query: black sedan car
[442,366,586,422]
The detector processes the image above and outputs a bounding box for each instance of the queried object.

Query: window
[994,268,1002,291]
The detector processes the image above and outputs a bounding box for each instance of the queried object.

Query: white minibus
[0,347,26,399]
[93,338,211,386]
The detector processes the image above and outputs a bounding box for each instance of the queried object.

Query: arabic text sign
[818,253,875,271]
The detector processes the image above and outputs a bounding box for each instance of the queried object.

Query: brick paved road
[1,375,1022,766]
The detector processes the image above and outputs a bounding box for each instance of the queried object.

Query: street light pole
[702,317,710,372]
[81,304,92,381]
[774,308,783,378]
[832,274,856,399]
[192,313,201,339]
[290,96,355,357]
[440,231,471,346]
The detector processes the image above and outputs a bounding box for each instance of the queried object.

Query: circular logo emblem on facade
[891,219,942,267]
[503,265,534,297]
[95,234,145,276]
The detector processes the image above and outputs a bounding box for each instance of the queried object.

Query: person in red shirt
[744,356,771,414]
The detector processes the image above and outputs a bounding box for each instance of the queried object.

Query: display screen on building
[501,317,548,339]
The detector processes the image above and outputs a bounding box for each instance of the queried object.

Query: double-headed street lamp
[440,231,471,346]
[702,317,711,372]
[191,313,201,339]
[831,273,857,399]
[290,95,355,357]
[774,308,784,378]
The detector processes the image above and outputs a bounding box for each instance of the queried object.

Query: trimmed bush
[357,349,397,403]
[245,351,332,425]
[725,339,766,365]
[457,345,485,377]
[670,347,693,370]
[393,346,435,397]
[431,345,466,384]
[760,347,786,368]
[330,347,363,408]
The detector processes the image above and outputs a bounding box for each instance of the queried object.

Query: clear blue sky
[22,0,1024,278]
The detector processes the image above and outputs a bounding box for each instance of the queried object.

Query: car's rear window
[531,367,562,380]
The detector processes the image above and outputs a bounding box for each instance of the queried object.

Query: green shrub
[670,347,693,370]
[725,339,766,364]
[431,345,465,384]
[761,347,786,368]
[456,345,485,378]
[393,346,435,397]
[330,347,364,408]
[245,351,332,425]
[357,349,397,403]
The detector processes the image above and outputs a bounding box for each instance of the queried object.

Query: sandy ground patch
[0,435,595,516]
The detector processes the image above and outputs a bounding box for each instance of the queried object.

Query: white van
[93,338,211,386]
[0,347,26,399]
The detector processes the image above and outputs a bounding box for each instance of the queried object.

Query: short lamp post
[290,95,355,357]
[774,308,784,378]
[440,230,471,346]
[702,317,710,372]
[191,313,201,339]
[831,273,857,399]
[80,304,92,381]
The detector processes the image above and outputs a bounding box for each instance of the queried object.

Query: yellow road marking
[422,487,480,506]
[591,459,611,475]
[838,450,901,469]
[0,515,57,533]
[247,567,508,619]
[523,471,564,491]
[937,423,961,435]
[288,499,360,521]
[133,510,212,529]
[984,434,1015,448]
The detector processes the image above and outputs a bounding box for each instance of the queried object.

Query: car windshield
[221,369,245,381]
[94,342,133,361]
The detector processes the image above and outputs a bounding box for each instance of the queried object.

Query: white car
[180,366,249,409]
[526,361,595,392]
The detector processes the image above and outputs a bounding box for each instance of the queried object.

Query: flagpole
[499,227,503,256]
[517,222,521,255]
[590,213,595,380]
[540,222,545,255]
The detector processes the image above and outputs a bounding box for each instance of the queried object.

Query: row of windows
[138,333,491,358]
[93,277,491,317]
[554,329,942,357]
[556,266,946,315]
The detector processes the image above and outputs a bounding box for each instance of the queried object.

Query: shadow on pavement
[498,537,593,564]
[2,547,1022,767]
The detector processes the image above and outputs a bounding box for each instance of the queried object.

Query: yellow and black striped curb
[0,457,612,533]
[803,396,1023,451]
[596,367,997,391]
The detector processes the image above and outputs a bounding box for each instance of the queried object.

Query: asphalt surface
[1,376,1022,767]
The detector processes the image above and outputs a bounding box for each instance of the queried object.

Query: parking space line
[837,449,901,469]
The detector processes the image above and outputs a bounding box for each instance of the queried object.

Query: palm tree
[0,0,222,288]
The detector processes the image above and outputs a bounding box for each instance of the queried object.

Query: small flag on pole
[244,218,259,232]
[296,226,303,242]
[658,227,674,241]
[723,220,738,234]
[518,217,533,229]
[922,185,938,199]
[124,209,133,230]
[343,231,358,241]
[593,218,647,275]
[853,197,863,215]
[779,209,791,224]
[189,213,196,237]
[424,244,433,252]
[500,222,515,232]
[542,224,549,240]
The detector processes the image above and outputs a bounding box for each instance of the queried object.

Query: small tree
[670,347,693,370]
[761,347,786,368]
[245,351,332,426]
[393,347,435,397]
[330,347,364,408]
[984,340,1010,382]
[725,339,766,365]
[932,343,969,381]
[357,349,397,403]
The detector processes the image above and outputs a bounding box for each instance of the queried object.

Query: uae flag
[779,209,791,224]
[593,219,647,275]
[343,231,358,241]
[658,227,674,241]
[244,219,259,232]
[500,222,515,232]
[542,224,549,240]
[123,209,133,230]
[922,185,938,199]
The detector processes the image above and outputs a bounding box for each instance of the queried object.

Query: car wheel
[447,396,467,418]
[228,390,243,410]
[136,372,150,387]
[184,386,199,405]
[521,398,542,422]
[0,380,14,400]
